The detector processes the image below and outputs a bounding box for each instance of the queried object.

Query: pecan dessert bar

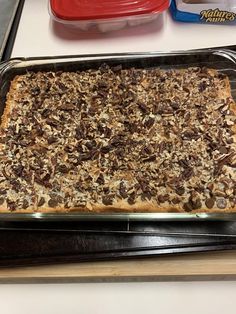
[0,65,236,213]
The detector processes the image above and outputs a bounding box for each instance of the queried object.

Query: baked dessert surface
[0,65,236,213]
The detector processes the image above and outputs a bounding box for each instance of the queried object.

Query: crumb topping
[0,65,236,212]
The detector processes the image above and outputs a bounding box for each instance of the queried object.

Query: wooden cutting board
[1,250,236,283]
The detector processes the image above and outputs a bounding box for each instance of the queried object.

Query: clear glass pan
[0,49,236,221]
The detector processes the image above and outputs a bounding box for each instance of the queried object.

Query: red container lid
[50,0,169,21]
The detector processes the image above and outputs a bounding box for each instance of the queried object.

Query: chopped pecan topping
[0,65,235,213]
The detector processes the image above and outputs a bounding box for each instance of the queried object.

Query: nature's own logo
[200,8,236,23]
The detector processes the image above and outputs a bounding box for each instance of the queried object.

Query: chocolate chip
[127,192,136,205]
[48,137,57,144]
[85,140,97,150]
[137,179,149,193]
[57,165,69,174]
[97,89,107,98]
[47,72,54,79]
[138,102,148,113]
[103,187,110,194]
[178,159,189,168]
[0,189,6,195]
[110,135,124,147]
[59,103,75,111]
[46,118,58,127]
[197,111,204,120]
[119,182,128,199]
[192,198,202,210]
[183,86,190,93]
[205,197,215,209]
[144,117,155,129]
[52,195,63,203]
[42,108,51,118]
[37,147,47,154]
[38,197,45,207]
[74,182,82,192]
[101,145,112,154]
[33,98,43,110]
[141,192,152,201]
[17,140,30,147]
[184,197,202,212]
[98,81,109,89]
[58,82,67,92]
[176,187,185,196]
[102,195,113,206]
[36,125,44,136]
[7,200,16,211]
[172,197,180,204]
[22,199,29,209]
[48,198,58,208]
[205,134,212,142]
[182,130,199,140]
[31,86,40,96]
[143,155,156,163]
[75,127,84,139]
[227,138,234,145]
[213,165,222,176]
[171,102,179,110]
[158,194,169,203]
[96,173,105,185]
[141,146,152,156]
[182,167,193,180]
[35,173,52,188]
[183,202,193,212]
[0,198,4,205]
[14,165,24,177]
[219,146,229,154]
[216,198,227,209]
[10,179,21,192]
[115,148,125,158]
[199,81,207,92]
[64,145,74,153]
[21,171,32,183]
[79,151,95,162]
[104,127,112,138]
[42,173,51,182]
[195,186,205,193]
[158,141,166,154]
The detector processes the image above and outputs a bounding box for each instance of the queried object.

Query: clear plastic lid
[50,0,170,21]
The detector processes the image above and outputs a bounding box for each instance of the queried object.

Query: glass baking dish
[0,49,236,221]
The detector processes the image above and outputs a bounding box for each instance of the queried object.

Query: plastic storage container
[49,0,170,32]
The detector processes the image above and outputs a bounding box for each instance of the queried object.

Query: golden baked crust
[0,65,236,213]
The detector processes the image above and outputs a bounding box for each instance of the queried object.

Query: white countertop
[12,0,236,58]
[5,1,236,313]
[1,281,236,314]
